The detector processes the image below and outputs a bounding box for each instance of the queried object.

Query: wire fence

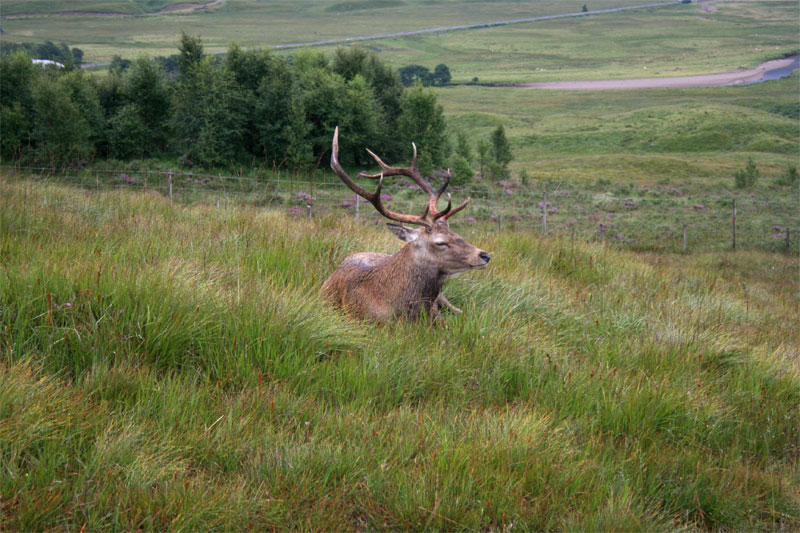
[3,164,798,254]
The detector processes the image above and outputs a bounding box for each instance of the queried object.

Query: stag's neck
[383,245,444,315]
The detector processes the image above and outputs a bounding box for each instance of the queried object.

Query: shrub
[108,104,149,159]
[733,158,759,189]
[449,154,474,186]
[776,164,798,186]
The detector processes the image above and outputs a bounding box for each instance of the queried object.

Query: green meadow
[2,0,796,74]
[1,178,798,530]
[2,0,800,529]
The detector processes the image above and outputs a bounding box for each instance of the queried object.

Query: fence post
[307,204,312,220]
[786,227,791,253]
[731,198,736,250]
[683,224,688,254]
[167,173,173,203]
[542,191,548,235]
[355,195,360,221]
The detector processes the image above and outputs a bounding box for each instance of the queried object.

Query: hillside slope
[1,178,798,530]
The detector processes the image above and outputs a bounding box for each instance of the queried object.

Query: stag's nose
[479,251,491,263]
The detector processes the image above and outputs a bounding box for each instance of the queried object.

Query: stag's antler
[331,127,470,226]
[331,127,432,227]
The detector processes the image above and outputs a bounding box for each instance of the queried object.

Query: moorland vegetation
[1,1,798,529]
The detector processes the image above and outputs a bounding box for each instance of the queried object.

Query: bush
[108,104,150,159]
[518,168,530,186]
[449,154,474,186]
[776,164,798,186]
[733,158,759,189]
[30,76,94,165]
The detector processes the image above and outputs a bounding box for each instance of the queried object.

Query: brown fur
[322,220,489,322]
[324,127,489,322]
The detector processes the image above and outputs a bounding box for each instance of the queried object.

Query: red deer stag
[322,127,490,322]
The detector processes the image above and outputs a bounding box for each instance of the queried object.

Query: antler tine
[331,127,431,228]
[432,193,452,221]
[426,167,453,217]
[359,144,432,194]
[442,197,471,220]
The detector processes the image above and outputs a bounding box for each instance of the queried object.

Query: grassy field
[439,72,799,182]
[2,1,799,528]
[1,176,798,530]
[0,1,202,16]
[2,0,796,74]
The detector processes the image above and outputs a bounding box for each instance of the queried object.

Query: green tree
[487,125,513,180]
[338,75,385,166]
[733,158,759,189]
[398,65,433,87]
[490,124,513,166]
[332,46,404,157]
[121,57,171,152]
[283,96,314,173]
[293,49,329,72]
[107,103,149,159]
[449,154,474,186]
[227,45,289,157]
[109,55,132,74]
[0,51,38,158]
[177,32,204,77]
[432,64,451,86]
[59,70,105,152]
[476,139,490,179]
[255,58,296,165]
[454,130,473,163]
[171,58,246,167]
[397,85,448,174]
[294,66,347,164]
[30,76,93,165]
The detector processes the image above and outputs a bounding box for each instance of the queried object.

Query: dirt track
[516,56,799,90]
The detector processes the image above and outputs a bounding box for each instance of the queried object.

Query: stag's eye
[435,241,449,247]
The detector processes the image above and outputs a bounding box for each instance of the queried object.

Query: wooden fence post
[542,191,548,235]
[786,227,791,253]
[355,195,360,221]
[731,198,736,250]
[683,224,688,254]
[167,173,173,203]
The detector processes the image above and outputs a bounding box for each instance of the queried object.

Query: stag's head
[331,127,490,275]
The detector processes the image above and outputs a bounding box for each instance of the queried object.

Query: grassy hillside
[357,0,799,82]
[2,177,798,530]
[2,0,796,71]
[0,1,187,16]
[439,73,800,184]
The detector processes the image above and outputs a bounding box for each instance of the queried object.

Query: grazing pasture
[1,177,798,530]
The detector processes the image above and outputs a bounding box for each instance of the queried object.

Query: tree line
[1,36,511,181]
[1,40,84,68]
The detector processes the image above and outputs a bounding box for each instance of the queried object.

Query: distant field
[438,73,799,184]
[0,1,186,16]
[356,1,799,83]
[2,0,796,78]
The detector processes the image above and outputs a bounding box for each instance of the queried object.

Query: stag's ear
[386,223,419,242]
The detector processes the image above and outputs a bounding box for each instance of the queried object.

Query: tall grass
[1,177,798,530]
